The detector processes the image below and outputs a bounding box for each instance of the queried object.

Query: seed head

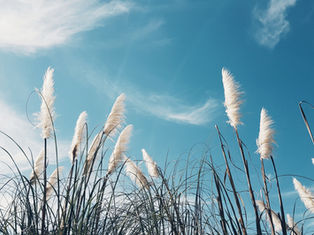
[38,67,55,139]
[222,68,243,128]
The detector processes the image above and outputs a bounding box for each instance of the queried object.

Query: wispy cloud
[87,74,219,126]
[0,0,131,54]
[129,94,219,125]
[253,0,296,48]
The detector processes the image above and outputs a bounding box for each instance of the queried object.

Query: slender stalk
[76,132,106,219]
[298,101,314,144]
[235,128,262,235]
[66,158,80,233]
[159,171,186,235]
[53,131,61,230]
[271,156,287,235]
[216,125,245,235]
[93,174,109,233]
[61,159,75,234]
[215,167,244,235]
[260,159,276,235]
[211,157,228,235]
[42,138,47,234]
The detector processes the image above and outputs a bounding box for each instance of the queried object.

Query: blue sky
[0,0,313,225]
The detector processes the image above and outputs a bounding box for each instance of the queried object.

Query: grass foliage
[0,68,312,234]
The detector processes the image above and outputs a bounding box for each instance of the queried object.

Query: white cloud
[253,0,296,48]
[129,94,218,125]
[0,0,131,53]
[0,99,70,175]
[87,75,219,125]
[167,101,217,125]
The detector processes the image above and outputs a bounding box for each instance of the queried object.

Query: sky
[0,0,313,228]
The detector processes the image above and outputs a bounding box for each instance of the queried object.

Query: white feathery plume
[46,166,63,199]
[87,133,102,161]
[104,93,125,137]
[222,68,243,128]
[293,177,314,213]
[256,108,275,159]
[107,124,133,175]
[286,214,301,235]
[38,67,55,139]
[271,212,282,232]
[256,200,282,232]
[30,150,44,184]
[69,111,87,163]
[84,132,102,175]
[142,149,159,178]
[312,158,314,166]
[125,157,149,189]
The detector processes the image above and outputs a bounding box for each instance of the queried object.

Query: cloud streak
[129,94,218,125]
[253,0,296,48]
[0,0,131,53]
[87,75,219,126]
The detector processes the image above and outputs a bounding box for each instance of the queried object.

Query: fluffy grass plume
[69,111,87,162]
[104,93,125,137]
[125,157,149,189]
[84,132,102,174]
[30,149,44,184]
[107,124,133,175]
[256,108,275,159]
[222,68,243,128]
[293,177,314,213]
[142,149,159,178]
[256,200,282,232]
[287,214,301,235]
[38,67,55,139]
[46,166,63,199]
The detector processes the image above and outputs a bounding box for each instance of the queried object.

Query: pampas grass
[38,67,55,139]
[0,67,313,234]
[293,177,314,213]
[142,149,159,178]
[107,124,133,175]
[30,149,44,184]
[104,93,125,136]
[36,67,56,233]
[222,68,262,234]
[287,214,301,235]
[83,132,102,175]
[257,108,278,234]
[256,200,282,232]
[69,111,87,163]
[84,94,126,174]
[257,108,275,159]
[221,68,243,128]
[46,167,63,199]
[124,157,149,189]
